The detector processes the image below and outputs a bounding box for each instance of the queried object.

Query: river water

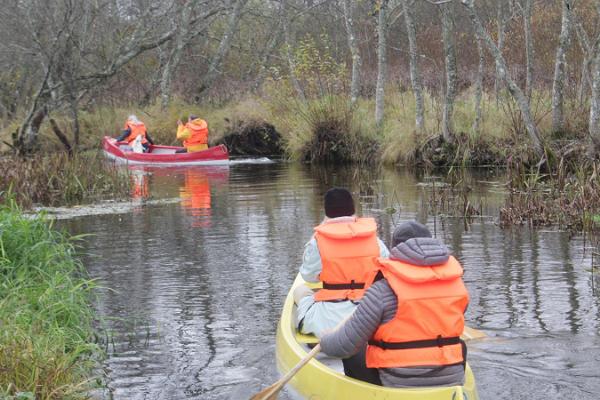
[62,162,600,400]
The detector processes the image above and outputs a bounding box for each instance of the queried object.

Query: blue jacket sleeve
[116,128,130,142]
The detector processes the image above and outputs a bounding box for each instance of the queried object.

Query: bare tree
[551,0,573,134]
[523,0,534,101]
[440,1,457,142]
[197,0,250,96]
[375,0,389,126]
[403,0,425,132]
[588,1,600,155]
[473,30,484,134]
[461,0,543,156]
[342,0,362,104]
[282,0,306,100]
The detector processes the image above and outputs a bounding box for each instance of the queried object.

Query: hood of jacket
[389,237,450,267]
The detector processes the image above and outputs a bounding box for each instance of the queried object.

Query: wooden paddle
[462,326,487,340]
[250,344,321,400]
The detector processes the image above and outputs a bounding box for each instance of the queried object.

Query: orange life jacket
[313,218,380,302]
[366,256,469,369]
[124,121,148,145]
[183,119,209,148]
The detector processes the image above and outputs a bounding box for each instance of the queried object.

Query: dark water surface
[63,163,600,400]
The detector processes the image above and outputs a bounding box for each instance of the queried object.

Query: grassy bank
[0,151,130,209]
[0,199,100,399]
[1,87,567,166]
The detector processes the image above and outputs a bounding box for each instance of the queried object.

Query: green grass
[0,198,101,399]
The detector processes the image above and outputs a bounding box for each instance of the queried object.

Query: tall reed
[0,199,100,398]
[0,151,130,208]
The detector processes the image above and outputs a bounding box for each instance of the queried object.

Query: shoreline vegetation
[0,199,101,399]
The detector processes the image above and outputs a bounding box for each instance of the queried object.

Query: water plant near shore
[0,199,101,399]
[0,151,129,209]
[500,146,600,232]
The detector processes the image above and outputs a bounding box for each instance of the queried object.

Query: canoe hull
[102,136,229,166]
[275,275,480,400]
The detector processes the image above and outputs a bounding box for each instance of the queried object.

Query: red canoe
[102,136,229,166]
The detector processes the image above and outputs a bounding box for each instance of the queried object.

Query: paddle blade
[462,326,486,340]
[249,382,283,400]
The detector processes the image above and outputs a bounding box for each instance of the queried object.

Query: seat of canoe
[292,300,345,374]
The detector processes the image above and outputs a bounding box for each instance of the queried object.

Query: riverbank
[1,88,568,166]
[0,200,101,399]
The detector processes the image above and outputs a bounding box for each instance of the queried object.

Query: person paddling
[115,114,154,153]
[176,115,209,153]
[294,187,389,383]
[319,221,469,387]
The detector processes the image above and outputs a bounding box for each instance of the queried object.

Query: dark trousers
[342,346,382,386]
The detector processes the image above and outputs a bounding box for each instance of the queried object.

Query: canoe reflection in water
[180,167,229,227]
[126,165,229,226]
[130,168,149,200]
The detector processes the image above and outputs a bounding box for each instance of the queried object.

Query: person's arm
[320,280,395,358]
[299,237,322,283]
[377,238,390,258]
[116,128,130,142]
[145,132,154,145]
[176,123,191,140]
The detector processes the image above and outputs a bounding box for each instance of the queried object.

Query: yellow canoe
[275,274,480,400]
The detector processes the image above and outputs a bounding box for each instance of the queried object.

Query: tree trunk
[589,0,600,155]
[160,3,193,109]
[590,50,600,154]
[523,0,534,101]
[440,3,457,142]
[343,0,362,104]
[403,0,425,133]
[494,1,506,104]
[197,0,248,97]
[375,0,388,127]
[282,0,305,101]
[473,32,484,134]
[461,0,543,157]
[551,0,573,134]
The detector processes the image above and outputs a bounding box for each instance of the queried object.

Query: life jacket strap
[368,335,461,350]
[322,280,365,290]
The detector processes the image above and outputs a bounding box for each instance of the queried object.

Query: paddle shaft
[250,344,321,400]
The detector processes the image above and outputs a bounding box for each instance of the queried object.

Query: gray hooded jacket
[319,237,466,388]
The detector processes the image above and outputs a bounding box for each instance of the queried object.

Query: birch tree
[343,0,362,104]
[551,0,573,134]
[440,1,457,142]
[375,0,389,126]
[197,0,249,96]
[523,0,534,101]
[461,0,543,157]
[473,31,485,134]
[587,1,600,155]
[403,0,425,132]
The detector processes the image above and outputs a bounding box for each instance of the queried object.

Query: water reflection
[61,163,600,400]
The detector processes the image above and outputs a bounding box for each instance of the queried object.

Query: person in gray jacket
[319,221,468,387]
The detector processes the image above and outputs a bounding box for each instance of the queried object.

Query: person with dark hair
[175,114,209,153]
[318,221,470,387]
[294,187,389,383]
[115,114,154,153]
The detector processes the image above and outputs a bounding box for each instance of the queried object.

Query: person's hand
[177,119,182,125]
